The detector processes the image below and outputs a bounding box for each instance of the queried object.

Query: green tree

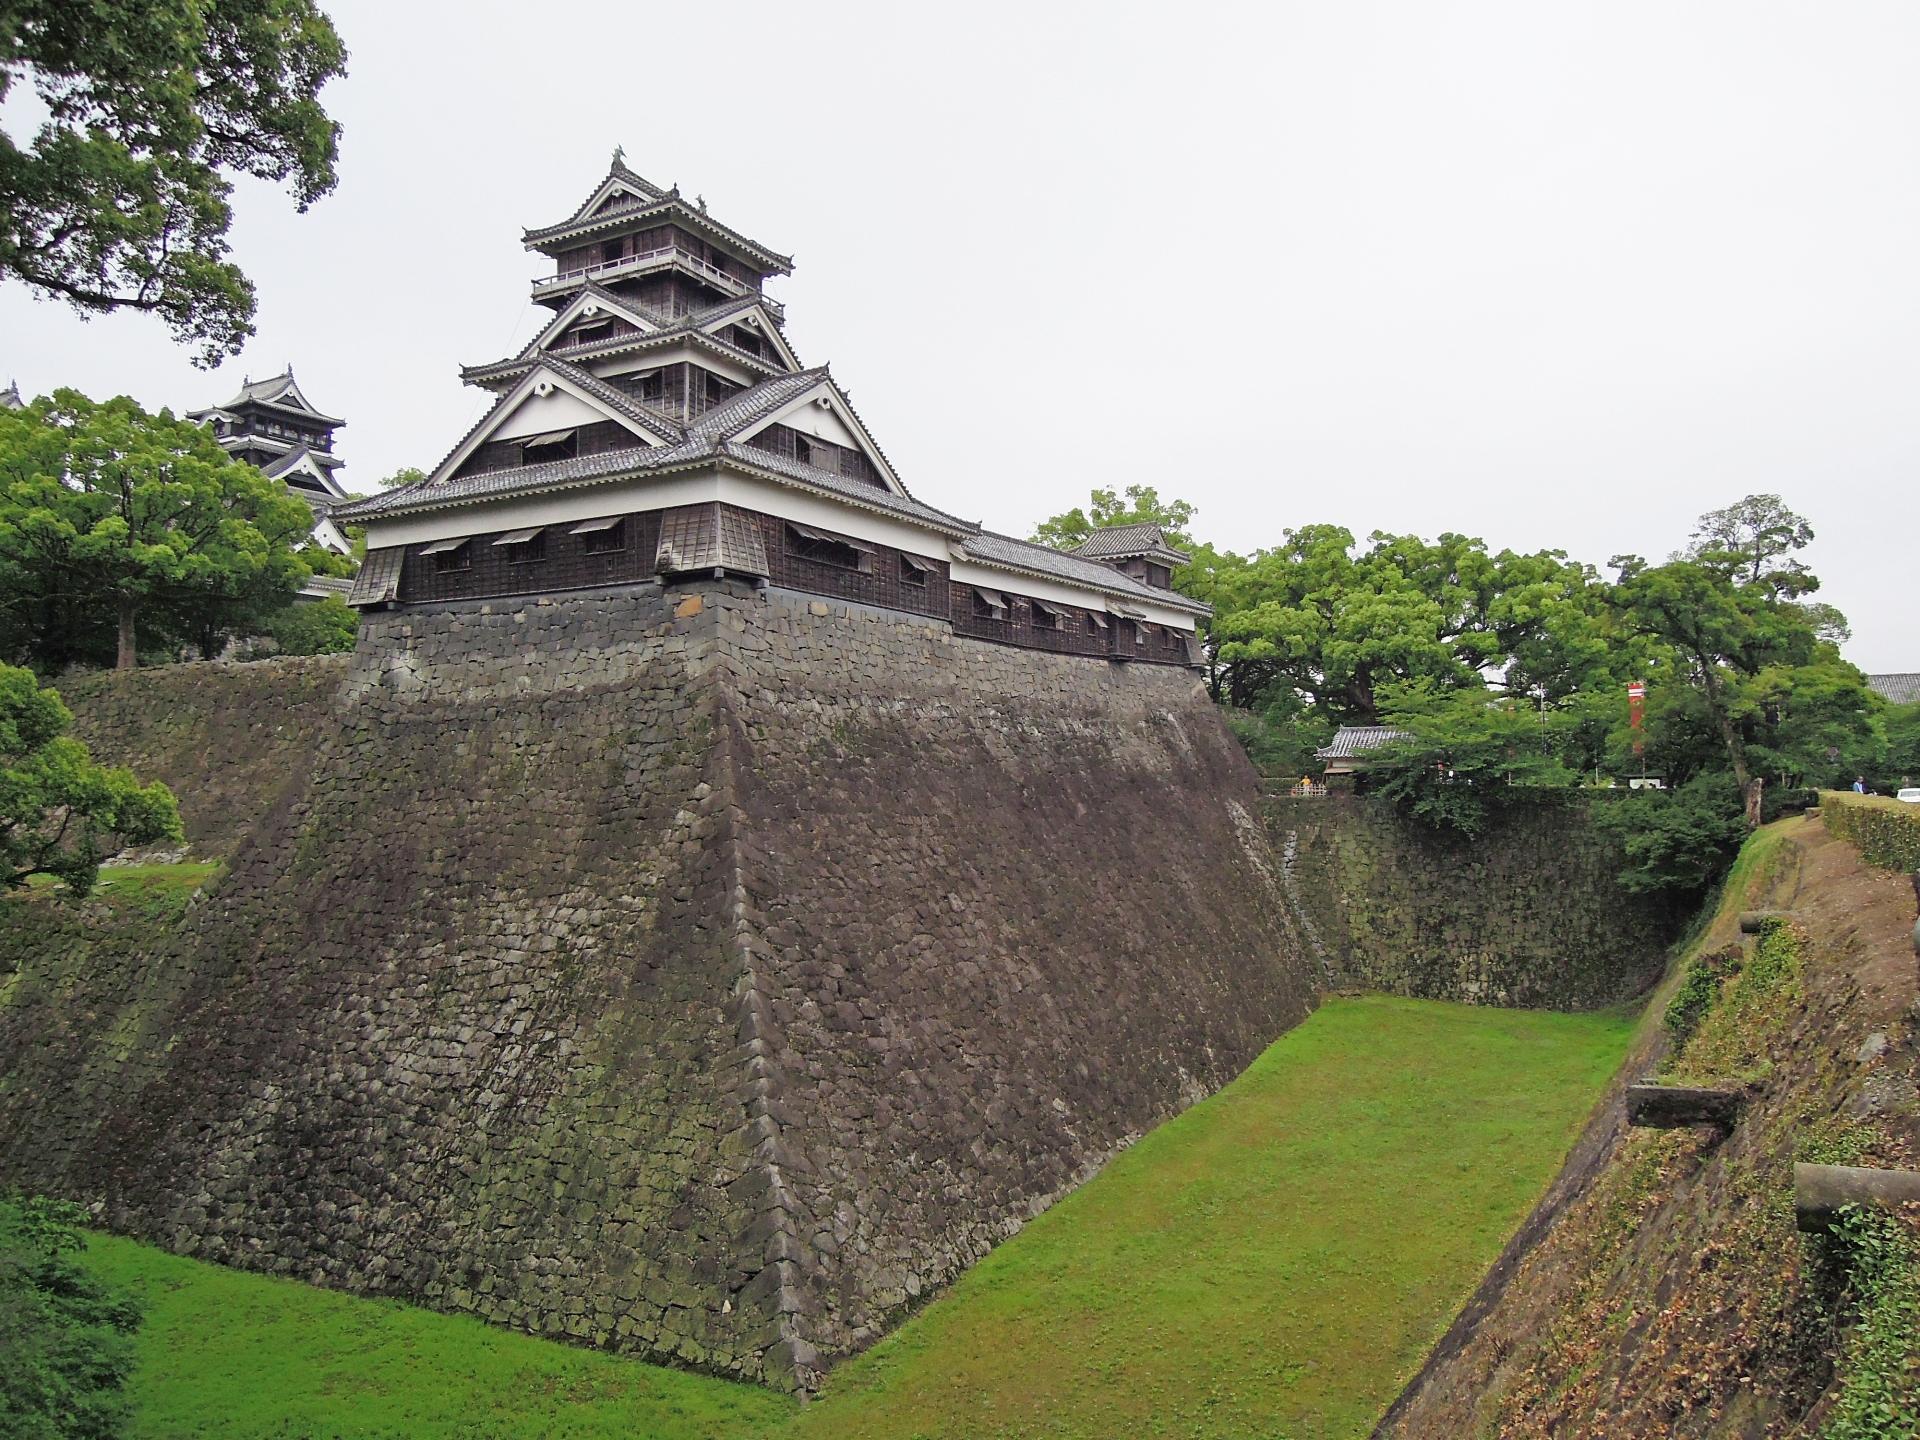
[0,0,348,364]
[0,1194,142,1439]
[1683,492,1817,598]
[1031,484,1197,551]
[0,389,320,670]
[1,663,179,893]
[1209,527,1611,724]
[1612,498,1873,824]
[1363,679,1576,833]
[1594,773,1748,896]
[262,594,356,655]
[1883,702,1920,788]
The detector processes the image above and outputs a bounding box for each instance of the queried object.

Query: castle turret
[1070,523,1191,590]
[190,368,353,556]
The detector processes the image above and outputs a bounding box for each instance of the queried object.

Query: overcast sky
[3,1,1914,669]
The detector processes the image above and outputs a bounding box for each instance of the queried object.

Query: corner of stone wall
[698,656,821,1392]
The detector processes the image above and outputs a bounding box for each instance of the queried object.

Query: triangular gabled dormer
[571,157,671,225]
[430,357,677,487]
[530,287,666,356]
[262,447,350,502]
[693,298,801,372]
[728,374,904,496]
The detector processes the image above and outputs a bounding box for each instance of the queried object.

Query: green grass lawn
[81,1235,797,1440]
[75,995,1632,1440]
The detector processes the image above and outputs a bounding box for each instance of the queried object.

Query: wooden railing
[533,245,753,297]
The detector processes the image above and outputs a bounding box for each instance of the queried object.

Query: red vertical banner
[1628,680,1646,758]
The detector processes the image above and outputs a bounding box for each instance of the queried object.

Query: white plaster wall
[491,390,611,439]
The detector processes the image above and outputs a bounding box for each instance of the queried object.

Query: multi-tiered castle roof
[191,368,353,555]
[336,158,1206,664]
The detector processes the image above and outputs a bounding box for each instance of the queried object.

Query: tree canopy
[0,662,180,892]
[1029,484,1197,551]
[0,388,341,670]
[0,1193,143,1437]
[1034,486,1883,877]
[0,0,347,363]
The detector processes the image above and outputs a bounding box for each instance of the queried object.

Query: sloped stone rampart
[1267,794,1680,1008]
[0,583,1315,1388]
[60,656,349,859]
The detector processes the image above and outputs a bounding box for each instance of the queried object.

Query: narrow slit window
[785,522,871,572]
[571,516,627,554]
[420,537,470,574]
[517,429,578,466]
[493,527,547,565]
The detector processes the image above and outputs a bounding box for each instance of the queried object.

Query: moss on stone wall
[1266,793,1680,1009]
[1,585,1315,1392]
[59,657,349,860]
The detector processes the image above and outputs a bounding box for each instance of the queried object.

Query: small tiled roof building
[1314,725,1411,781]
[1867,674,1920,707]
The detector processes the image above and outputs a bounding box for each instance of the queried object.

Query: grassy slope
[75,996,1631,1440]
[794,996,1633,1440]
[81,1235,797,1440]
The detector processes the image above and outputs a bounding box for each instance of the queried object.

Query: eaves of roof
[958,531,1212,617]
[460,322,792,389]
[332,438,975,537]
[524,193,794,275]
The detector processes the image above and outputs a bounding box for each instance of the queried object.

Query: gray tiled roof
[524,165,793,273]
[1070,522,1192,565]
[333,436,976,535]
[190,369,345,426]
[959,531,1211,615]
[1315,726,1411,760]
[1868,673,1920,706]
[462,288,793,385]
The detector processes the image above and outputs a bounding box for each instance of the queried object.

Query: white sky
[3,1,1915,669]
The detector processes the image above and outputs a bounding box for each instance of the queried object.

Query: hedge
[1821,791,1920,873]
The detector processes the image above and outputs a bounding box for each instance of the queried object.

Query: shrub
[1821,791,1920,873]
[0,1194,142,1439]
[261,597,359,657]
[1596,772,1747,897]
[1812,1205,1920,1440]
[1663,944,1738,1049]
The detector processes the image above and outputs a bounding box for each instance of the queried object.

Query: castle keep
[334,157,1203,664]
[0,163,1322,1392]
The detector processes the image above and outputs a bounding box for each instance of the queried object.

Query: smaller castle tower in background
[189,369,354,557]
[0,379,22,410]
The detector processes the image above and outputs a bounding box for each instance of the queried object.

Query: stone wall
[59,656,349,859]
[0,582,1315,1389]
[1267,794,1680,1009]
